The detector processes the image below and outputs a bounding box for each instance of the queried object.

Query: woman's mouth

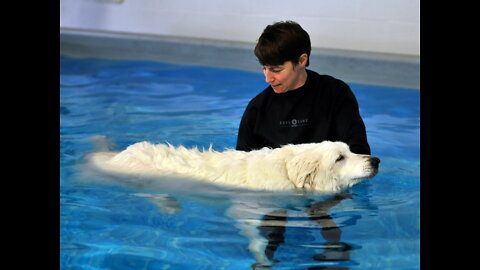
[271,84,281,90]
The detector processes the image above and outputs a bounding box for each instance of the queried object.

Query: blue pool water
[60,55,420,269]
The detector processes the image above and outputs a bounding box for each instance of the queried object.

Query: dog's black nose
[370,157,380,168]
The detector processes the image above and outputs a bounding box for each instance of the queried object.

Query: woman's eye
[336,155,345,162]
[263,66,283,73]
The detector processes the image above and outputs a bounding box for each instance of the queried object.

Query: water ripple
[60,56,419,270]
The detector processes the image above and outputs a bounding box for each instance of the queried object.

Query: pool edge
[60,28,419,90]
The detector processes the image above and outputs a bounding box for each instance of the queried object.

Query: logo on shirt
[279,118,309,128]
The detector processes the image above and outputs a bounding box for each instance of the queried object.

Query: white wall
[60,0,419,56]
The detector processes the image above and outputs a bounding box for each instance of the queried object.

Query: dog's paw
[132,193,183,215]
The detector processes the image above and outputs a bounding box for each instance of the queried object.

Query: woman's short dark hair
[254,21,311,67]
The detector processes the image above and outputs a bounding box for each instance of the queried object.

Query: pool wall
[60,29,419,90]
[59,0,419,56]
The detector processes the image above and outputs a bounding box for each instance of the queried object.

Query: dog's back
[86,139,379,192]
[86,141,297,190]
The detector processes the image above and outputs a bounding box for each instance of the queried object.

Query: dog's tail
[85,135,117,152]
[74,135,119,184]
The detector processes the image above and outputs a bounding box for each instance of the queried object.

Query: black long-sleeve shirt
[236,69,371,155]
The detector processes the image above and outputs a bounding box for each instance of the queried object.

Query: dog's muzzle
[370,157,380,169]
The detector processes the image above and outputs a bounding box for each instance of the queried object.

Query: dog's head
[285,141,380,192]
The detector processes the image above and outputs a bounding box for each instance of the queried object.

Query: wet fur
[86,137,379,192]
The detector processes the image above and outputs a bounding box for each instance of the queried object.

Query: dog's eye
[335,155,345,162]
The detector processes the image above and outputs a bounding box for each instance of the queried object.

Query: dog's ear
[286,153,321,189]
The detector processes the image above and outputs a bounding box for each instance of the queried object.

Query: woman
[236,21,371,155]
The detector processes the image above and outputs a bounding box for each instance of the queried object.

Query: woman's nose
[264,70,274,83]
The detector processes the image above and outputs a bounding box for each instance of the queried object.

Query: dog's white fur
[87,139,378,192]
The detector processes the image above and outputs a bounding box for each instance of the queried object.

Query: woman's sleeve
[236,105,260,151]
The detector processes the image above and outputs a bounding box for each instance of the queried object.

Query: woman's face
[262,54,308,94]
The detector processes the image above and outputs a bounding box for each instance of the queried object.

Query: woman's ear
[298,53,309,67]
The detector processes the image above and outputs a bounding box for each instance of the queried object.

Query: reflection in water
[255,193,360,269]
[77,162,371,269]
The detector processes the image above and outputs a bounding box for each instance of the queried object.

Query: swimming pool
[60,55,420,269]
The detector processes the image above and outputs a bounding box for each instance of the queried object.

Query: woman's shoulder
[246,86,272,108]
[306,70,352,100]
[307,69,349,88]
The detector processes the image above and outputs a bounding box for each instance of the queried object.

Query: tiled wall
[60,0,419,56]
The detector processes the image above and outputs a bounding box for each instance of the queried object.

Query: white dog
[83,136,380,266]
[87,138,379,192]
